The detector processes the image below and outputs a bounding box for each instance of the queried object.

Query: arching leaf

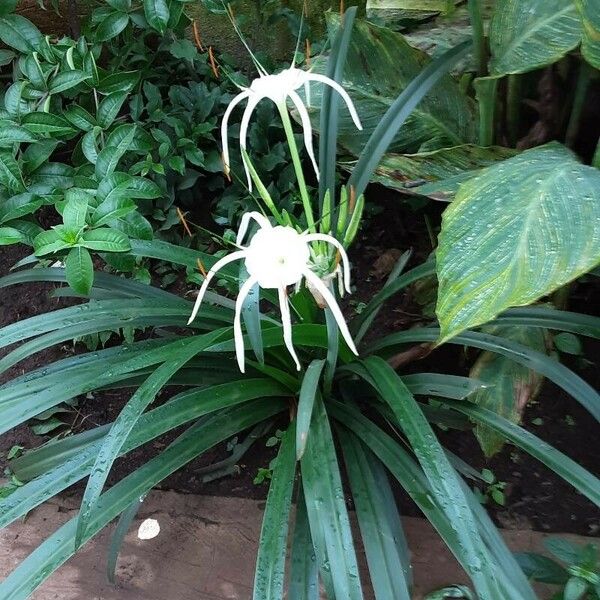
[436,144,600,343]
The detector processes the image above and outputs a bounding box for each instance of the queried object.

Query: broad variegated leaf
[576,0,600,68]
[489,0,582,75]
[307,15,476,155]
[471,325,547,457]
[436,144,600,342]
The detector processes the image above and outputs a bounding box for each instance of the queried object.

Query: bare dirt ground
[0,490,586,599]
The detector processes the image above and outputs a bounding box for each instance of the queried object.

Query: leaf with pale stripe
[576,0,600,68]
[436,144,600,343]
[489,0,582,75]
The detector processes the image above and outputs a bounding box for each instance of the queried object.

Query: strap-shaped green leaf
[253,423,297,600]
[0,399,284,599]
[492,307,600,338]
[330,400,535,600]
[369,327,600,421]
[350,260,435,337]
[360,356,504,599]
[445,400,600,506]
[301,396,363,600]
[296,359,325,460]
[106,497,142,584]
[288,483,318,600]
[318,6,357,206]
[338,428,412,600]
[2,380,285,530]
[74,329,228,547]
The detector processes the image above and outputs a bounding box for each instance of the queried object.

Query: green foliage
[0,4,599,600]
[0,0,296,288]
[488,0,581,76]
[436,144,600,343]
[470,325,547,457]
[516,538,600,600]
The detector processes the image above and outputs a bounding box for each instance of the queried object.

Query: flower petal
[236,211,272,246]
[278,286,301,371]
[302,233,352,293]
[221,90,251,176]
[188,250,246,324]
[234,276,258,373]
[288,90,319,180]
[239,95,261,191]
[303,268,358,355]
[304,72,363,131]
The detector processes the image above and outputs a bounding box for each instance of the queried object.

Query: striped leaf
[470,325,547,457]
[309,15,476,158]
[489,0,582,75]
[436,144,600,343]
[576,0,600,68]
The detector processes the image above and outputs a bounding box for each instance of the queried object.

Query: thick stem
[468,0,487,77]
[474,76,498,146]
[277,104,316,233]
[565,62,592,149]
[592,137,600,169]
[506,74,521,147]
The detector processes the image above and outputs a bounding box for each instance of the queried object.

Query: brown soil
[0,194,598,536]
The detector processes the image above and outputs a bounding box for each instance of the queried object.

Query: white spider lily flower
[222,67,363,190]
[188,211,357,373]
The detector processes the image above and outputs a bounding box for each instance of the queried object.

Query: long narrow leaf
[301,396,363,600]
[253,422,297,599]
[0,311,201,376]
[445,400,600,506]
[296,359,325,459]
[338,427,412,599]
[350,260,435,337]
[0,267,179,301]
[348,41,472,198]
[354,249,412,345]
[401,372,487,399]
[0,298,229,350]
[368,327,600,421]
[0,399,284,599]
[75,330,227,547]
[361,356,504,599]
[2,380,286,528]
[329,401,535,600]
[318,6,358,206]
[492,307,600,338]
[288,484,319,600]
[106,497,143,584]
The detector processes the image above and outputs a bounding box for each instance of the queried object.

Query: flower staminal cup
[188,212,357,373]
[221,67,363,191]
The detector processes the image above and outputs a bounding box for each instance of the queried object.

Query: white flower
[188,211,358,373]
[222,67,363,190]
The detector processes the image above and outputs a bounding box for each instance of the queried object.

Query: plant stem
[277,104,316,233]
[474,76,498,146]
[593,137,600,169]
[468,0,486,77]
[506,74,521,147]
[565,61,592,149]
